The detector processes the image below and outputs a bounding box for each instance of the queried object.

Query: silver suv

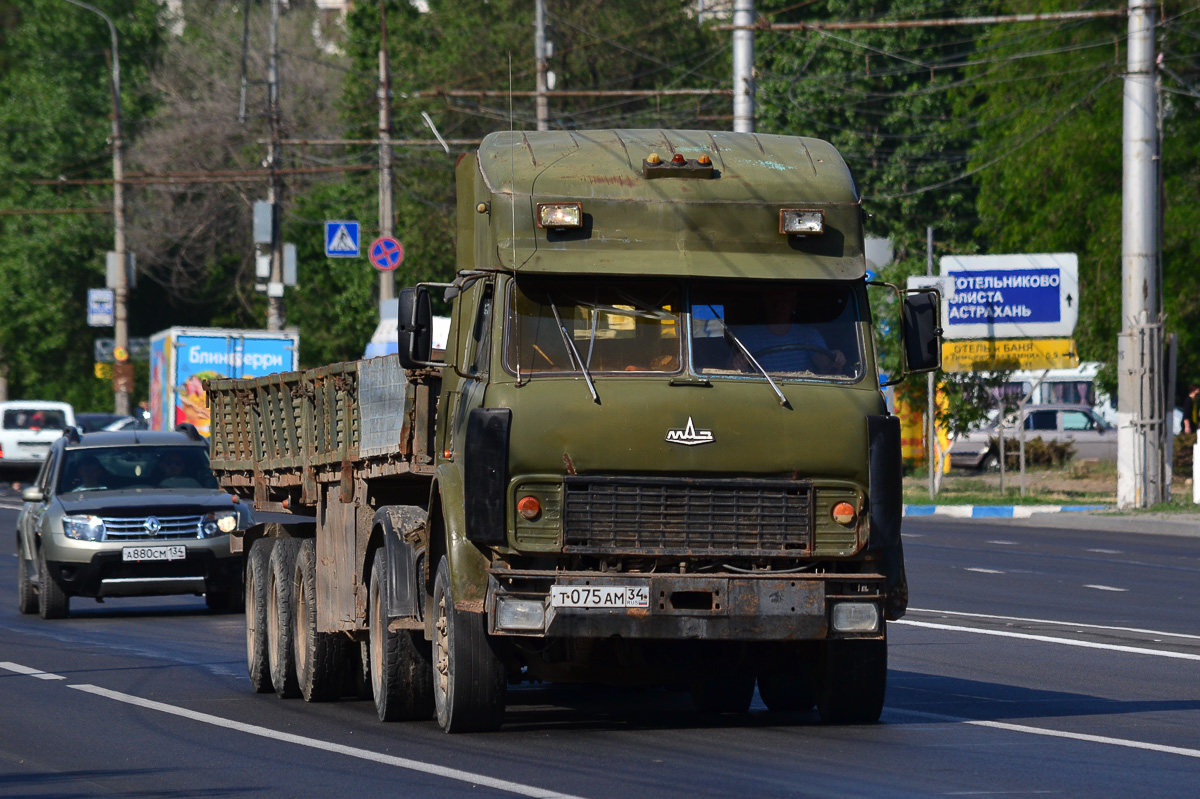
[15,426,252,619]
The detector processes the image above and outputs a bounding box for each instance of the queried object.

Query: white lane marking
[1086,548,1122,554]
[0,661,65,680]
[69,684,585,799]
[895,620,1200,661]
[909,608,1200,641]
[1084,584,1128,592]
[986,540,1019,546]
[964,567,1005,574]
[892,708,1200,760]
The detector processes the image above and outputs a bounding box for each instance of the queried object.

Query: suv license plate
[122,545,186,562]
[550,585,649,609]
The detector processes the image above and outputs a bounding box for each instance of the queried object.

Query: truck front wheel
[757,642,817,713]
[294,538,347,702]
[267,537,302,699]
[367,548,434,721]
[814,634,887,724]
[432,556,506,733]
[245,537,275,693]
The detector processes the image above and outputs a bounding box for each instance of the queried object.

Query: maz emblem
[665,417,714,446]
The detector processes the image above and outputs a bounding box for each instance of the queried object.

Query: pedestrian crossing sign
[325,220,360,258]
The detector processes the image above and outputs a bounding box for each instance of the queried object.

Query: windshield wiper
[706,306,789,408]
[548,293,599,404]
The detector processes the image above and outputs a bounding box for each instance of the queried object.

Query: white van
[995,363,1116,425]
[0,401,76,473]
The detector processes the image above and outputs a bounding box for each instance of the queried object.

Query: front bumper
[41,537,240,599]
[487,569,885,641]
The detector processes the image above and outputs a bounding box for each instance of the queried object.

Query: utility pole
[927,227,936,500]
[378,5,395,318]
[732,0,755,132]
[535,0,549,131]
[266,0,285,332]
[1117,0,1164,508]
[64,0,129,415]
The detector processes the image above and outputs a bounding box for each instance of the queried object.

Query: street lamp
[63,0,130,416]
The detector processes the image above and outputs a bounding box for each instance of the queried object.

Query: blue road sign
[325,220,360,258]
[939,254,1078,340]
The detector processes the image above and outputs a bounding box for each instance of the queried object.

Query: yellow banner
[941,338,1079,372]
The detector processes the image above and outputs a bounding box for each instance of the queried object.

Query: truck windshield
[507,279,683,374]
[690,281,864,381]
[505,278,863,382]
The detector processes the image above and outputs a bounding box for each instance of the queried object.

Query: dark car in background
[949,404,1118,471]
[15,426,252,619]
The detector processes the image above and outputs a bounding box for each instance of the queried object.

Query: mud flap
[867,415,908,619]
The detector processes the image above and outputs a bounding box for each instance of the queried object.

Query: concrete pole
[535,0,549,131]
[65,0,129,415]
[733,0,755,132]
[1117,0,1163,508]
[266,0,285,332]
[378,6,395,318]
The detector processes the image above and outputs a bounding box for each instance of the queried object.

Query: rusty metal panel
[359,355,407,458]
[317,483,359,632]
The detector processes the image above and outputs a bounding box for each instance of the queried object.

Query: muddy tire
[294,538,347,702]
[432,556,505,732]
[245,537,275,692]
[17,552,37,615]
[267,537,302,698]
[815,635,887,724]
[37,547,69,620]
[368,548,434,721]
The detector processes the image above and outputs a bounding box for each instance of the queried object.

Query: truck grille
[99,515,205,541]
[562,477,812,556]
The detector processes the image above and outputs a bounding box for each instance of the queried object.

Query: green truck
[206,129,940,733]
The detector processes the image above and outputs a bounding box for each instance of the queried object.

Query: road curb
[903,504,1109,518]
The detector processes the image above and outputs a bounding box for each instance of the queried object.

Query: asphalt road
[2,487,1198,798]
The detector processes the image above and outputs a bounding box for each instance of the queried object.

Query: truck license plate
[122,545,186,562]
[550,585,649,609]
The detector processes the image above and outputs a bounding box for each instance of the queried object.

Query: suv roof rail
[175,423,204,442]
[62,426,81,444]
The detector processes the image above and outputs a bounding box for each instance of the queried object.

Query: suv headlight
[199,511,239,538]
[63,515,105,542]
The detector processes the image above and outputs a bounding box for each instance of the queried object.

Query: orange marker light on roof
[671,153,686,164]
[646,152,662,164]
[697,154,712,165]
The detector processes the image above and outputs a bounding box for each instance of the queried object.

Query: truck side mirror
[397,287,434,369]
[901,290,941,374]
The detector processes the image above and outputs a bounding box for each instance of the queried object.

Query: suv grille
[563,477,812,556]
[99,514,205,541]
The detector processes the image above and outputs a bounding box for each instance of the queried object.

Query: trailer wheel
[368,548,434,721]
[267,537,302,698]
[17,552,37,615]
[432,556,505,733]
[37,547,69,620]
[815,634,887,724]
[245,537,275,693]
[293,538,347,702]
[757,643,817,713]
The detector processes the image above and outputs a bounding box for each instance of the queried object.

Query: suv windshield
[505,278,864,381]
[59,446,218,493]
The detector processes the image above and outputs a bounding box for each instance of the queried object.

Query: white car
[0,401,76,475]
[949,404,1117,471]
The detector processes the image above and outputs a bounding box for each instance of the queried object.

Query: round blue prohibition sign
[369,236,404,272]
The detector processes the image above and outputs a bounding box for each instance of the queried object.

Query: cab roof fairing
[468,130,867,281]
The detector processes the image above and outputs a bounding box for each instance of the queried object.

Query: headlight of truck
[62,515,105,542]
[199,511,239,538]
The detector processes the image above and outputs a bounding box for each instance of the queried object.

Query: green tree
[0,0,161,409]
